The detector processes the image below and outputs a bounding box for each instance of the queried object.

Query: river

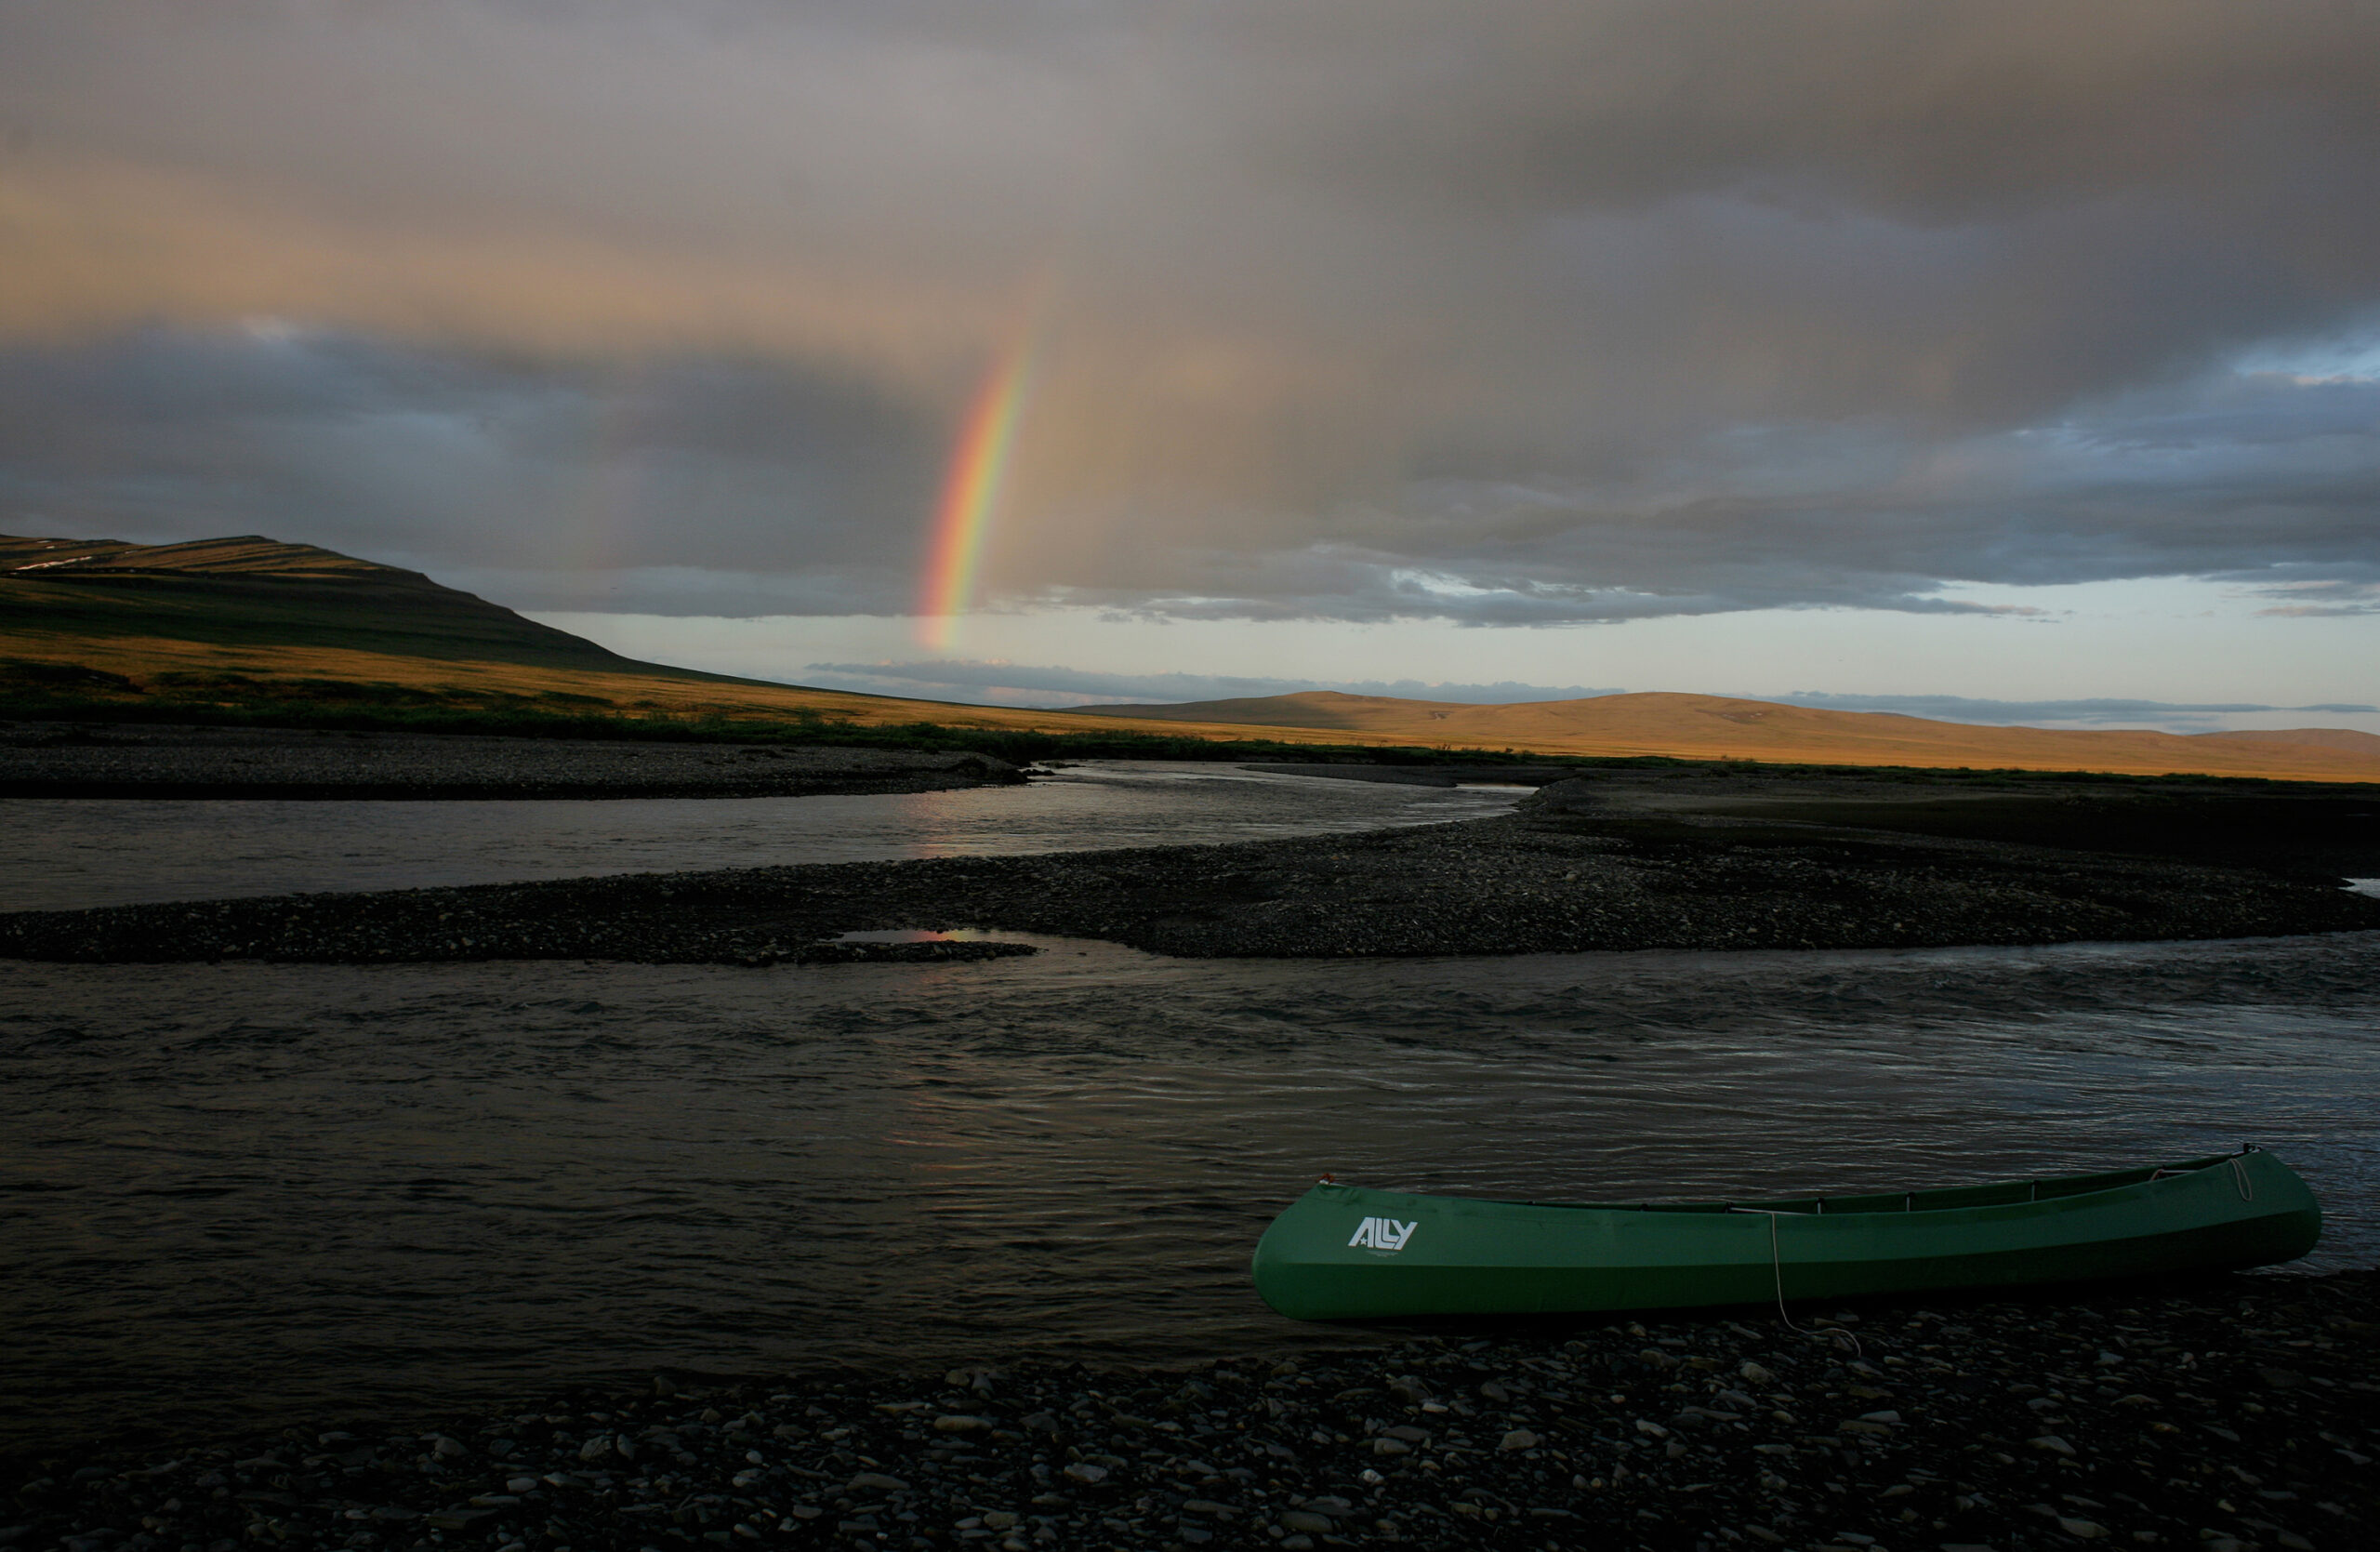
[1,765,2374,1455]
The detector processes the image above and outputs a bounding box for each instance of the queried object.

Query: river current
[2,764,2375,1455]
[0,761,1527,913]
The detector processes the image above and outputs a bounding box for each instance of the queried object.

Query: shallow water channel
[1,769,2376,1454]
[0,761,1526,913]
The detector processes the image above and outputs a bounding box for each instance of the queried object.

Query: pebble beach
[11,1273,2375,1552]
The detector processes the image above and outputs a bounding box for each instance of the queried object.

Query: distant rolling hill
[7,533,2376,779]
[0,533,688,674]
[0,532,1418,745]
[1072,689,2380,782]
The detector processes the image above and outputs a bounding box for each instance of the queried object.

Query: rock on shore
[9,1271,2373,1551]
[0,723,1023,801]
[2,806,2375,965]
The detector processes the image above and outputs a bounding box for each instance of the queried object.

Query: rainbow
[918,345,1036,648]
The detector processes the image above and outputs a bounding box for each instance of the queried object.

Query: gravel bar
[10,1271,2373,1552]
[3,804,2376,964]
[0,724,1022,801]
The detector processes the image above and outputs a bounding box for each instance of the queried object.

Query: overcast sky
[2,1,2376,726]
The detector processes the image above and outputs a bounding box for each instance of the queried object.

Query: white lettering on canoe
[1348,1216,1417,1253]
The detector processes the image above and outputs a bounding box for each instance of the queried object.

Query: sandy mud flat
[4,793,2375,963]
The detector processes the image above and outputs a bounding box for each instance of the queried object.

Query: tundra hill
[0,533,697,674]
[11,534,2376,778]
[1070,689,2380,782]
[0,533,1435,748]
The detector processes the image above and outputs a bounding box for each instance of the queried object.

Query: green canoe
[1250,1147,2320,1321]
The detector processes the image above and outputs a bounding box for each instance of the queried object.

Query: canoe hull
[1250,1151,2320,1321]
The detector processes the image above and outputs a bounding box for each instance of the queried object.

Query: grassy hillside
[0,533,705,674]
[0,533,1504,761]
[7,533,2376,781]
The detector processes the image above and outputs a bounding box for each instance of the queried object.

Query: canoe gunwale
[1495,1148,2257,1222]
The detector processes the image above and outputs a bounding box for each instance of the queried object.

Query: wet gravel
[2,807,2374,965]
[10,1271,2372,1552]
[0,724,1022,800]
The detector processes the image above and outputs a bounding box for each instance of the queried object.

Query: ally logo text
[1348,1217,1418,1253]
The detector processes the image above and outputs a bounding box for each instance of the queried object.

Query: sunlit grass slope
[1072,690,2380,782]
[0,532,684,672]
[0,532,1430,750]
[7,532,2377,780]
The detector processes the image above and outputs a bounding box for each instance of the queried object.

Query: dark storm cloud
[1003,370,2380,624]
[0,329,938,612]
[0,2,2375,621]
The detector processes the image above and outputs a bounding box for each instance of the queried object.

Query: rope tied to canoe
[1730,1207,1861,1358]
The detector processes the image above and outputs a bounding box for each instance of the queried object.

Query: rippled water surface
[5,924,2377,1454]
[0,761,1525,912]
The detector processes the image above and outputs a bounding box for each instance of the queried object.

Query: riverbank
[4,797,2375,963]
[11,1269,2372,1552]
[0,723,1022,800]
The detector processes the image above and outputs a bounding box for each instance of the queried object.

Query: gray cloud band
[0,3,2375,623]
[1,328,2374,624]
